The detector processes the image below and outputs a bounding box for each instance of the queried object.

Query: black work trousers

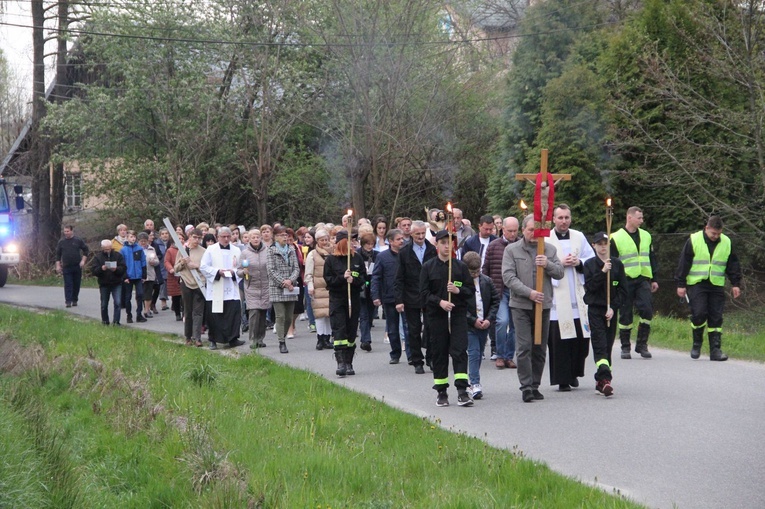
[426,308,468,391]
[588,304,617,381]
[688,282,725,329]
[619,277,653,328]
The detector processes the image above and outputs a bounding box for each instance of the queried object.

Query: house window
[65,173,82,209]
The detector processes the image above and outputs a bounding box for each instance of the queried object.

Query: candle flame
[519,199,528,211]
[347,209,353,216]
[446,202,453,213]
[606,197,612,207]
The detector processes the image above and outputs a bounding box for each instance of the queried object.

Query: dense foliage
[36,0,765,282]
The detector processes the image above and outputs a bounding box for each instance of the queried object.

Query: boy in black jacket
[463,251,500,401]
[420,230,475,407]
[583,232,627,396]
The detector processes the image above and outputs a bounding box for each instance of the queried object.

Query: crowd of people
[55,206,742,406]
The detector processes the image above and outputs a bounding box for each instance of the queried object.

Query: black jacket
[91,250,126,287]
[324,252,366,298]
[419,256,474,315]
[466,274,500,329]
[583,256,628,310]
[56,236,89,267]
[394,241,436,307]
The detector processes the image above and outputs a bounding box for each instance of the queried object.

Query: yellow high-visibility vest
[611,228,652,279]
[686,231,731,286]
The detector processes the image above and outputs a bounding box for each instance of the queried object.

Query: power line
[0,19,619,48]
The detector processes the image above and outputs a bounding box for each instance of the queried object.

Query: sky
[1,1,51,103]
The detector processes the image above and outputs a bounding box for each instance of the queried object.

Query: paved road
[1,284,764,509]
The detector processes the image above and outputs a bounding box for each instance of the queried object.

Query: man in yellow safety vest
[610,206,659,359]
[675,216,741,361]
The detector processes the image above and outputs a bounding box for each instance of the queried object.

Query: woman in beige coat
[304,229,332,350]
[237,229,271,349]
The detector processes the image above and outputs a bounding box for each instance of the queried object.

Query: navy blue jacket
[371,248,400,304]
[459,234,497,259]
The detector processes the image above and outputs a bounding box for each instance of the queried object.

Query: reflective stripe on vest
[611,228,652,279]
[686,231,730,286]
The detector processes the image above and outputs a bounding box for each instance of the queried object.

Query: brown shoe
[505,359,517,369]
[495,359,506,369]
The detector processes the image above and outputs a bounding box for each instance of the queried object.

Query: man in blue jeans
[482,217,520,369]
[55,225,89,307]
[371,229,407,364]
[91,239,126,325]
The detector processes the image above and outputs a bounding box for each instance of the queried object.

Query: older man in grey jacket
[502,214,564,403]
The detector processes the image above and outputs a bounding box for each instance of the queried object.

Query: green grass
[8,272,99,288]
[0,305,644,508]
[649,308,765,362]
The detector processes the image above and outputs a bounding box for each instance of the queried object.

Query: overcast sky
[2,2,52,102]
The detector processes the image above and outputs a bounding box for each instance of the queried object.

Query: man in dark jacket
[459,215,497,265]
[394,220,436,374]
[371,229,407,364]
[91,239,127,325]
[55,225,89,307]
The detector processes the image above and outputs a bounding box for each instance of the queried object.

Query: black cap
[434,229,451,242]
[335,229,357,242]
[590,231,609,244]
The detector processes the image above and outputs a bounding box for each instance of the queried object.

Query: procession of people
[62,200,743,407]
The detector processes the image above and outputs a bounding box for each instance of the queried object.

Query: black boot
[335,350,347,377]
[691,327,704,359]
[279,341,289,354]
[619,328,632,359]
[345,347,356,375]
[323,335,333,350]
[316,335,324,350]
[635,323,652,358]
[709,332,728,361]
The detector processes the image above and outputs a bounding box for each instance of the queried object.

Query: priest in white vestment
[547,204,595,391]
[200,227,245,349]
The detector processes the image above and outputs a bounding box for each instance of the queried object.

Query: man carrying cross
[503,214,564,402]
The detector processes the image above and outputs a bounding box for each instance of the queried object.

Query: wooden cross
[514,149,571,345]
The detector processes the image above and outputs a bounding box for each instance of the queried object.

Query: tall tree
[606,0,765,238]
[312,0,471,219]
[491,0,606,214]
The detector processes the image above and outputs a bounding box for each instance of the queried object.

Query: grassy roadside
[8,272,99,288]
[649,309,765,362]
[0,305,643,508]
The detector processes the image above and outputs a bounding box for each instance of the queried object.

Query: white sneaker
[298,313,307,321]
[287,333,295,339]
[490,353,498,360]
[470,384,483,400]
